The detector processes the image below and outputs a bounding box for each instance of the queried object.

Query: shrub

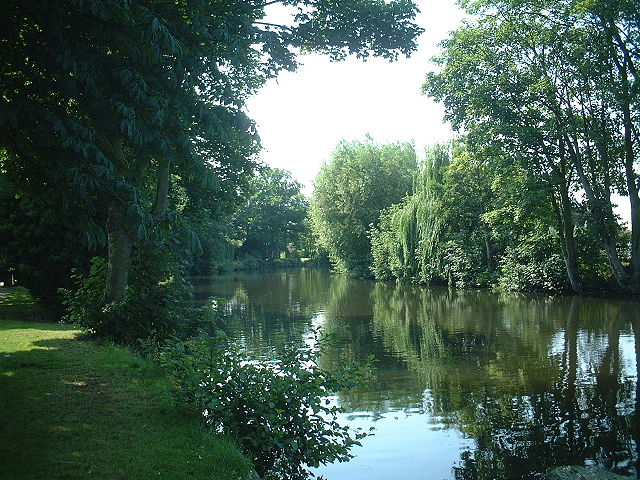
[61,250,217,347]
[498,235,569,293]
[232,254,267,271]
[441,241,477,287]
[160,332,371,479]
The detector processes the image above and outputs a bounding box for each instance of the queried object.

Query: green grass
[0,286,47,321]
[0,288,253,480]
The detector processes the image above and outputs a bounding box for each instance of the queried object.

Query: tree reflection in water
[366,285,640,479]
[193,270,640,479]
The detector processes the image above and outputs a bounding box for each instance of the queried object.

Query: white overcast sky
[245,0,464,194]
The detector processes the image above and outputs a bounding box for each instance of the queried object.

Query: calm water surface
[191,269,640,480]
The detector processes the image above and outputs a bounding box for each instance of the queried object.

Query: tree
[0,165,92,311]
[371,142,498,288]
[234,167,308,260]
[0,1,423,315]
[369,140,589,293]
[370,143,450,283]
[311,138,417,277]
[424,0,640,294]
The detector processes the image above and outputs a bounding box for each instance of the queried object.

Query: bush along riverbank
[160,331,371,480]
[1,286,368,480]
[0,288,253,480]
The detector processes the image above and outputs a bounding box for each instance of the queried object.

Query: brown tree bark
[546,146,583,294]
[104,202,132,304]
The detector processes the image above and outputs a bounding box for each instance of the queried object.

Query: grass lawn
[0,288,252,480]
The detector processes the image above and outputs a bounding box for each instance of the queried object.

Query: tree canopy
[311,138,418,277]
[233,166,308,260]
[370,141,583,292]
[423,0,640,294]
[0,0,423,312]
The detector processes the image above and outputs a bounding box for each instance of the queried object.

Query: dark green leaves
[311,138,418,277]
[160,330,372,479]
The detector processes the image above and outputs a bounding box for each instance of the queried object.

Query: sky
[245,0,465,194]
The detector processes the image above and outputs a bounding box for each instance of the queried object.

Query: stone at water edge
[544,466,632,479]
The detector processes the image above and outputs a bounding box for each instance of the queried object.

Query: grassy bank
[0,288,252,480]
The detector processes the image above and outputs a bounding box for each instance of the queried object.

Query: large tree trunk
[622,102,640,294]
[549,159,583,294]
[598,18,638,294]
[102,150,172,304]
[558,182,582,294]
[618,24,639,294]
[101,136,133,305]
[104,203,132,304]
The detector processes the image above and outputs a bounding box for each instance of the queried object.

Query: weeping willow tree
[373,138,614,291]
[371,144,450,283]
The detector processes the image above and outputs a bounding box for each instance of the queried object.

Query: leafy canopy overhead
[0,0,423,222]
[0,0,423,305]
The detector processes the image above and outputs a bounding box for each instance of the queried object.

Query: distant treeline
[311,0,640,296]
[311,137,631,295]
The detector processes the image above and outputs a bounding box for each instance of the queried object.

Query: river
[190,268,640,480]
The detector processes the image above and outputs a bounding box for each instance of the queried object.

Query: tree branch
[254,21,293,31]
[256,0,287,9]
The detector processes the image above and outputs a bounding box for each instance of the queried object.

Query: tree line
[0,0,422,335]
[1,0,639,337]
[2,1,637,475]
[311,0,640,296]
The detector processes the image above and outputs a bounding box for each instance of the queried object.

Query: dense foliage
[370,141,609,293]
[0,0,422,329]
[423,0,640,294]
[188,166,311,274]
[370,144,451,284]
[0,169,90,313]
[1,4,422,476]
[160,332,371,480]
[311,138,418,277]
[233,166,309,261]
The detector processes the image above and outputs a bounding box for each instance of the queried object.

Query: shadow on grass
[0,286,60,323]
[0,337,98,477]
[0,335,252,480]
[0,320,74,333]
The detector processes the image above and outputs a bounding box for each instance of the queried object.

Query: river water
[191,268,640,480]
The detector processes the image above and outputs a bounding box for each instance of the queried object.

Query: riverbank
[0,288,252,480]
[210,256,329,274]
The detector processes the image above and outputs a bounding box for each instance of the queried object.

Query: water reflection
[191,270,330,355]
[191,269,640,479]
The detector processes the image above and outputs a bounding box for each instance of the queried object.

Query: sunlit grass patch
[0,292,252,480]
